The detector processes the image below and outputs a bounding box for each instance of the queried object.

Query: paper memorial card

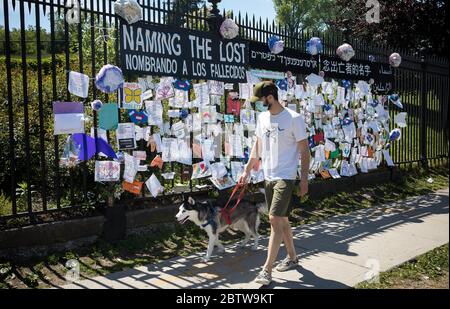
[314,94,325,106]
[161,138,175,162]
[323,124,335,139]
[324,139,336,152]
[133,150,148,172]
[145,100,163,126]
[294,85,305,99]
[122,82,143,109]
[224,114,235,123]
[122,180,143,195]
[98,103,119,131]
[201,139,215,162]
[68,71,90,98]
[333,159,342,169]
[368,158,378,170]
[306,73,324,87]
[138,76,154,91]
[53,102,85,135]
[146,174,164,198]
[150,155,164,170]
[172,121,186,139]
[123,153,137,183]
[192,141,203,159]
[349,163,358,176]
[168,110,181,118]
[240,109,256,127]
[360,157,369,173]
[231,161,245,182]
[94,161,120,182]
[208,80,225,96]
[134,126,149,142]
[328,168,341,179]
[194,83,210,106]
[173,89,189,108]
[176,139,192,165]
[191,161,212,179]
[395,112,408,128]
[210,162,228,180]
[224,83,234,90]
[209,175,236,190]
[340,160,350,177]
[287,104,297,112]
[152,133,162,153]
[155,78,175,100]
[314,144,326,163]
[133,150,147,161]
[161,172,175,180]
[360,146,369,157]
[117,123,137,150]
[239,83,251,100]
[231,135,244,158]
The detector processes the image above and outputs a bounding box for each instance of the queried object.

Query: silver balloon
[389,53,402,68]
[336,43,355,62]
[114,0,143,25]
[220,18,239,40]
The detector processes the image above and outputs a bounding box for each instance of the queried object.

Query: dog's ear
[187,196,196,206]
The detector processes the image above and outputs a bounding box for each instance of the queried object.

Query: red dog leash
[221,184,247,225]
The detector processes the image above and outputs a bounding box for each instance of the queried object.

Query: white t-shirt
[255,108,308,181]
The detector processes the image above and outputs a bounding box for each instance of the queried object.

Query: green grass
[356,244,449,289]
[0,164,448,289]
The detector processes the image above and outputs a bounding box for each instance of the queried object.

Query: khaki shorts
[264,180,296,217]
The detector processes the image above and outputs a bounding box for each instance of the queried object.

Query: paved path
[62,188,449,289]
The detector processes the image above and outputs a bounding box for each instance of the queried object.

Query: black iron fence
[0,0,448,227]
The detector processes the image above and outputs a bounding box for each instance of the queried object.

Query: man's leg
[281,217,297,261]
[263,215,287,273]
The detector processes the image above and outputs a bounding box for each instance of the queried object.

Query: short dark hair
[261,82,278,100]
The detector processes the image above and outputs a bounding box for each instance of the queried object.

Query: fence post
[102,183,126,243]
[420,55,428,168]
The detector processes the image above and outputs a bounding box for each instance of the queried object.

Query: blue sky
[222,0,276,21]
[0,0,277,30]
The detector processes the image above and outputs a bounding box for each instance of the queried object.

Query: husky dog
[176,196,266,262]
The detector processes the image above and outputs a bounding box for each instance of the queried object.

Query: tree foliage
[332,0,447,56]
[273,0,338,34]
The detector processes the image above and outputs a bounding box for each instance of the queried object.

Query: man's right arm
[239,137,260,184]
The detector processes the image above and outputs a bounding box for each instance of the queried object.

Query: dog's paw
[202,256,211,263]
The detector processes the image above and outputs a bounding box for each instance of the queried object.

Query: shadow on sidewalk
[63,190,448,289]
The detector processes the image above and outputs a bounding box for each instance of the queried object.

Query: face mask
[263,97,273,111]
[256,101,268,112]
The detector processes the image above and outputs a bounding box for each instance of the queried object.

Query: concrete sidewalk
[62,188,449,289]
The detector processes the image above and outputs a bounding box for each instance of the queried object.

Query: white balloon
[337,43,355,62]
[389,53,402,67]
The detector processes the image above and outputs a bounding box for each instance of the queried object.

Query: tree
[273,0,338,35]
[331,0,448,57]
[166,0,206,27]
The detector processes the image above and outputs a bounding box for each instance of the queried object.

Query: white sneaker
[275,256,299,272]
[254,270,272,286]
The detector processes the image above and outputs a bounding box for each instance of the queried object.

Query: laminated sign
[53,102,85,135]
[120,22,249,83]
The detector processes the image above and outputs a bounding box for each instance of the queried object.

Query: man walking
[238,81,310,286]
